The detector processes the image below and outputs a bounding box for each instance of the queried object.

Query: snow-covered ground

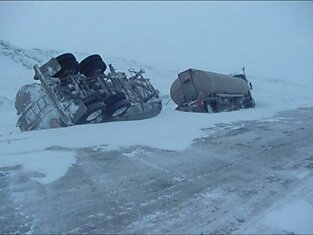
[1,40,312,148]
[0,39,313,233]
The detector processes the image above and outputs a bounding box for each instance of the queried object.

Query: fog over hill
[1,1,313,82]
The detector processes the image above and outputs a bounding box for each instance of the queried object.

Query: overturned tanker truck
[15,53,162,131]
[170,68,255,113]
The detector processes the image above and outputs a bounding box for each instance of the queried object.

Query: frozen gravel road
[1,108,313,234]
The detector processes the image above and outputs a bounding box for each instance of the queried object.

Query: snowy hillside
[0,39,312,151]
[0,40,312,139]
[0,40,313,234]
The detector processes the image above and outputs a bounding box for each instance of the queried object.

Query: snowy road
[1,108,313,234]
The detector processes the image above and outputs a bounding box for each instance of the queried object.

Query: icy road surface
[1,108,313,234]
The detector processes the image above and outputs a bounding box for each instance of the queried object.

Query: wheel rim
[112,106,128,118]
[86,110,102,122]
[206,104,214,113]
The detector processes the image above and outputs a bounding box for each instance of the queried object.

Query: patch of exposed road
[1,108,313,234]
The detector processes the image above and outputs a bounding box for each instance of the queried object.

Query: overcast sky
[0,1,312,82]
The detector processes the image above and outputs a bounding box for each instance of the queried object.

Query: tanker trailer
[170,68,255,113]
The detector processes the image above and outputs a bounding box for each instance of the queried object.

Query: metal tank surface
[15,83,62,131]
[170,68,255,113]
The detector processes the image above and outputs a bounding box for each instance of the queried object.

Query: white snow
[238,197,313,234]
[0,150,76,184]
[262,200,313,234]
[0,1,313,232]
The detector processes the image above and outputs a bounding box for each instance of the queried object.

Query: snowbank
[0,40,312,183]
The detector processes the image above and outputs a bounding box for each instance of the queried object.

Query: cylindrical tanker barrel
[170,68,251,106]
[15,83,44,115]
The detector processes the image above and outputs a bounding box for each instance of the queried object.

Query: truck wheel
[76,101,107,125]
[242,98,256,109]
[250,98,256,108]
[103,93,130,119]
[105,92,127,106]
[80,54,104,69]
[80,54,107,76]
[210,100,222,112]
[106,99,131,119]
[53,53,80,78]
[82,93,102,105]
[81,61,106,77]
[56,53,76,63]
[205,102,214,113]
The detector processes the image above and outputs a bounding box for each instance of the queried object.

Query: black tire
[105,92,127,106]
[53,53,79,78]
[209,100,224,112]
[76,101,107,125]
[56,53,76,63]
[83,93,102,105]
[81,60,107,77]
[80,54,102,69]
[242,98,256,109]
[80,54,107,76]
[106,99,131,119]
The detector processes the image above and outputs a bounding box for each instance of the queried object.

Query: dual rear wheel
[53,53,107,78]
[79,54,107,77]
[53,53,80,78]
[54,53,130,125]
